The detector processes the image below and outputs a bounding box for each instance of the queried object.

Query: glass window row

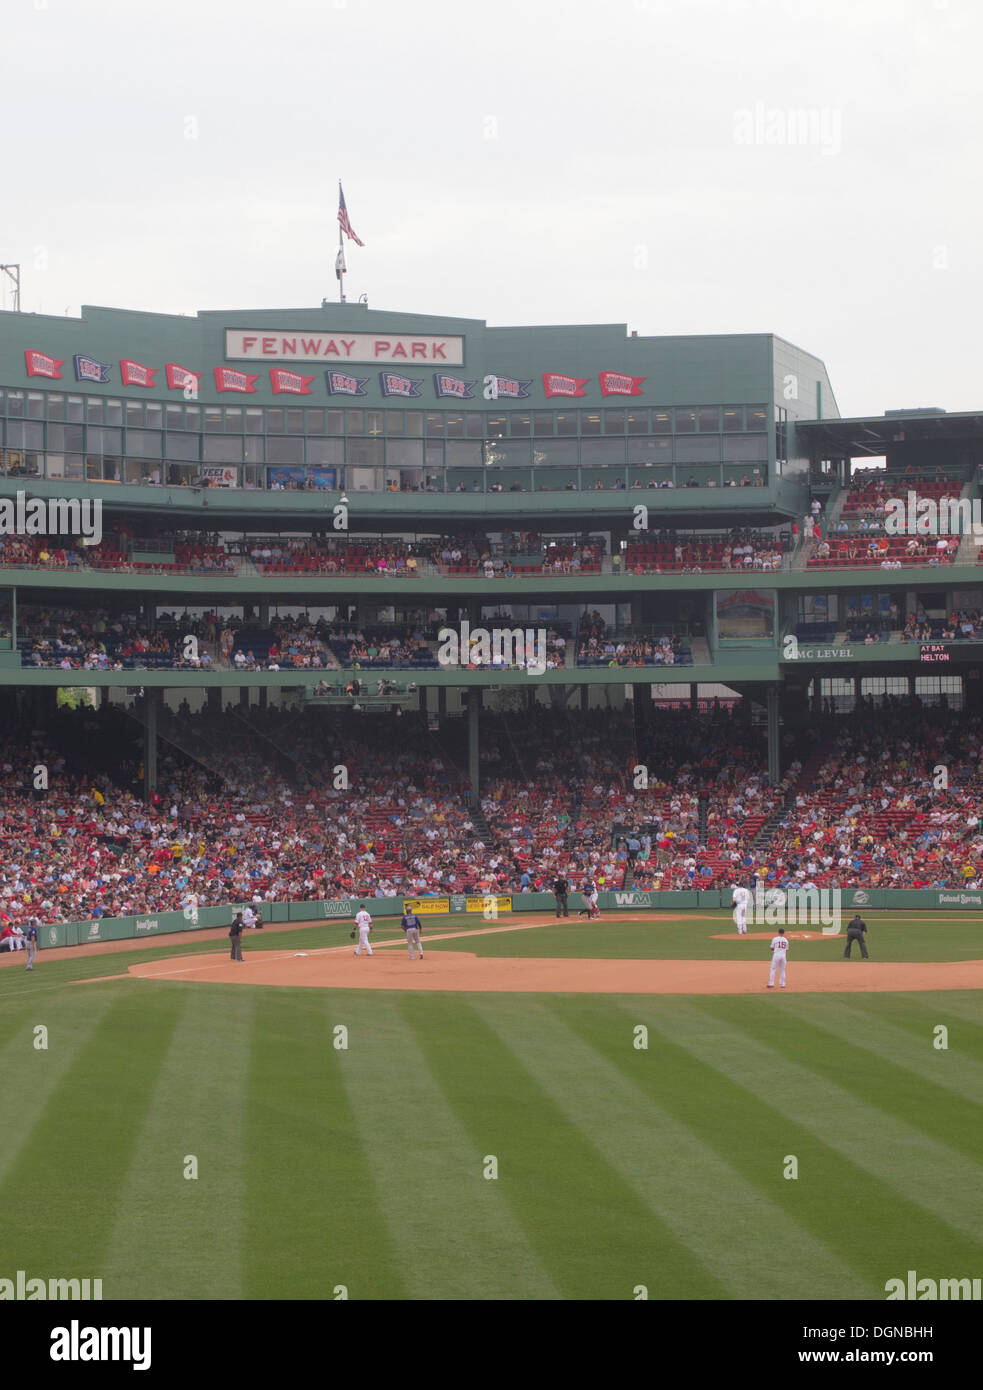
[0,389,769,437]
[0,423,769,466]
[0,449,770,493]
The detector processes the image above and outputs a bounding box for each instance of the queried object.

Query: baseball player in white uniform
[354,904,373,957]
[732,884,752,935]
[768,925,788,988]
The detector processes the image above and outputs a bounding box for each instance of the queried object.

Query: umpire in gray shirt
[843,914,869,959]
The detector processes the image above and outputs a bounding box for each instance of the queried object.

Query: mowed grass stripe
[605,998,983,1288]
[647,998,983,1268]
[892,992,983,1033]
[243,991,404,1300]
[787,995,983,1107]
[472,995,869,1300]
[0,987,182,1280]
[101,986,255,1299]
[0,988,117,1189]
[397,993,728,1300]
[338,993,560,1301]
[699,997,983,1172]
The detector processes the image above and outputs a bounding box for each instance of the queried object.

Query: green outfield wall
[32,886,983,950]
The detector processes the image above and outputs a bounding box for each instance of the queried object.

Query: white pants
[355,928,372,956]
[734,909,747,934]
[769,954,787,986]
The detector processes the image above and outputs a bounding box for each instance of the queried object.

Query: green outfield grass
[0,910,981,1300]
[422,910,983,963]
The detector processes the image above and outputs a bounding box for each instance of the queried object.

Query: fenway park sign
[225,330,464,365]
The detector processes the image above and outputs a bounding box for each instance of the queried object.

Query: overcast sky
[2,0,980,417]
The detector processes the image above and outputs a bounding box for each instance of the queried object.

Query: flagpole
[338,181,345,303]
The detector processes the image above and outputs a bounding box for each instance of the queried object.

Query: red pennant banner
[214,367,260,394]
[120,358,158,388]
[25,349,64,379]
[599,371,646,397]
[270,369,315,395]
[542,372,589,399]
[165,363,201,392]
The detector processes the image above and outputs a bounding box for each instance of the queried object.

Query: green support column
[207,687,221,712]
[468,689,480,808]
[766,684,780,785]
[143,690,158,803]
[239,686,250,710]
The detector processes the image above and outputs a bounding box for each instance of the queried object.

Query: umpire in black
[229,912,245,962]
[843,913,869,959]
[553,874,569,918]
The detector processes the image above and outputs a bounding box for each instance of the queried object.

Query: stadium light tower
[0,264,21,312]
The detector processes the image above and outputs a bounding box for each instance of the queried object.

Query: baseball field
[1,909,981,1302]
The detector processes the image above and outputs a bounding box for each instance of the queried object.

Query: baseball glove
[350,930,356,940]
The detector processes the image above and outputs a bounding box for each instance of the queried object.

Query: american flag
[337,183,364,247]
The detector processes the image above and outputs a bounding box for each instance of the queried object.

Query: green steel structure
[2,301,983,793]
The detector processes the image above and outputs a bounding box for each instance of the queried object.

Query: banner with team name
[214,367,260,393]
[433,373,476,399]
[165,363,200,392]
[24,350,64,379]
[270,369,315,395]
[542,372,589,398]
[74,354,111,384]
[486,375,531,400]
[120,358,157,388]
[598,371,645,397]
[379,372,424,398]
[324,370,368,396]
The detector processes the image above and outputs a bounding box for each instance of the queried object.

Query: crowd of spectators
[6,701,983,933]
[627,528,787,574]
[756,709,983,890]
[19,607,189,671]
[576,612,687,668]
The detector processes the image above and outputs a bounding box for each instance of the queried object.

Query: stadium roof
[795,409,983,455]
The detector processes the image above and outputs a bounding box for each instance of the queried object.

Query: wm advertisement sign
[611,892,653,909]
